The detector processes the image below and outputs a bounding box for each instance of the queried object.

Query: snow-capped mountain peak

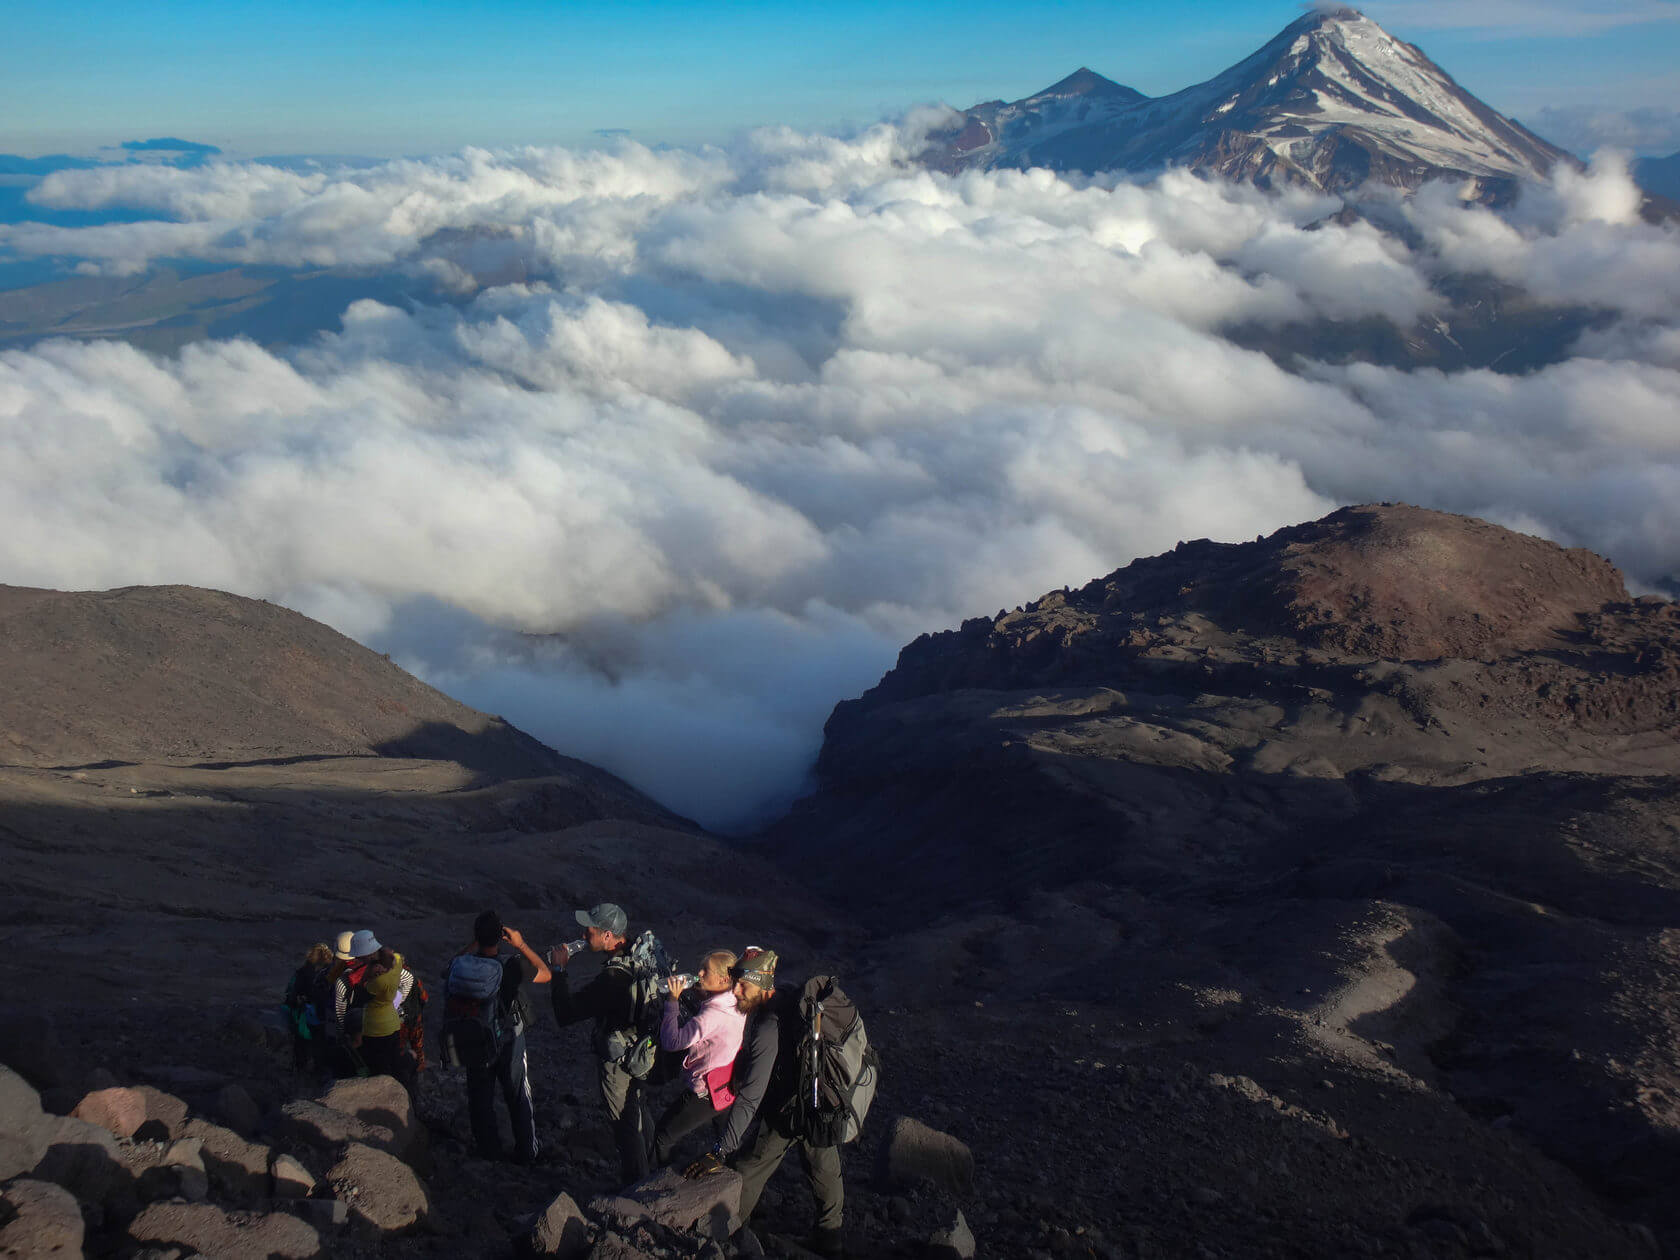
[923,7,1571,199]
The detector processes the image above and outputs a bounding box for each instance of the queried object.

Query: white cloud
[2,129,1679,827]
[1402,155,1680,318]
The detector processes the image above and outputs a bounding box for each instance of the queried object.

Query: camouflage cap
[734,948,778,989]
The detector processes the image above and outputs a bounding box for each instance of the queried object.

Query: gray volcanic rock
[327,1142,428,1234]
[126,1200,323,1259]
[0,1179,84,1258]
[924,8,1572,200]
[0,1067,54,1183]
[878,1117,974,1195]
[795,504,1673,906]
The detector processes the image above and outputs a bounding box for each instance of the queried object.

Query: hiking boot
[809,1228,845,1258]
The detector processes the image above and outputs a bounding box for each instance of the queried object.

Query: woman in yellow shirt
[347,930,415,1094]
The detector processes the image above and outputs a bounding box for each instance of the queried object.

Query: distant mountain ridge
[924,7,1572,198]
[0,583,565,780]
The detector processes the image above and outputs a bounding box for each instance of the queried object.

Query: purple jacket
[661,989,748,1093]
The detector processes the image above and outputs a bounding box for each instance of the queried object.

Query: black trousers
[466,1029,538,1162]
[734,1119,843,1232]
[653,1088,722,1166]
[358,1032,417,1095]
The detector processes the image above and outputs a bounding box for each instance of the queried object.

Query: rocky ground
[5,506,1680,1256]
[768,504,1680,1254]
[1,975,1660,1259]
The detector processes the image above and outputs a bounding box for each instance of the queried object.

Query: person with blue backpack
[441,910,551,1164]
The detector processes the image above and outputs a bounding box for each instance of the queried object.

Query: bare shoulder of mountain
[773,503,1680,1237]
[0,584,852,1033]
[924,7,1572,198]
[793,503,1677,899]
[0,582,568,777]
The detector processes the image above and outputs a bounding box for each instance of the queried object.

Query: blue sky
[4,0,1679,157]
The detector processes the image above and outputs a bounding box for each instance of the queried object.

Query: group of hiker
[281,901,878,1259]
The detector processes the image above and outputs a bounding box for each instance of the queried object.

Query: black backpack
[784,977,880,1146]
[317,968,369,1041]
[285,963,329,1037]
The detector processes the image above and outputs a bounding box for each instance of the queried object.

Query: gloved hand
[684,1150,725,1179]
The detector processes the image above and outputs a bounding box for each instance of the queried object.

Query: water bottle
[549,939,587,967]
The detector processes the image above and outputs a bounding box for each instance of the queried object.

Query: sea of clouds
[2,120,1678,829]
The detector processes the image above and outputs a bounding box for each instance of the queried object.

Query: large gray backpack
[597,930,675,1079]
[786,976,880,1145]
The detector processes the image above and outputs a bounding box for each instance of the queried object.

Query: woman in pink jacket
[652,949,748,1166]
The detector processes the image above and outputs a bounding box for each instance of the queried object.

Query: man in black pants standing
[444,910,550,1163]
[685,949,846,1260]
[549,901,654,1184]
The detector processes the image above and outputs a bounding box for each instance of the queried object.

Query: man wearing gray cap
[549,901,655,1182]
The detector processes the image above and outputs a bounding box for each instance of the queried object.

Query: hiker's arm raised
[660,994,702,1051]
[364,954,403,1004]
[503,926,551,984]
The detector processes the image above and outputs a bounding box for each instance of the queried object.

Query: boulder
[315,1076,424,1164]
[271,1152,316,1198]
[531,1189,590,1257]
[137,1163,209,1206]
[0,1010,63,1088]
[132,1086,189,1141]
[167,1138,208,1202]
[326,1141,428,1234]
[72,1086,147,1139]
[126,1201,322,1260]
[136,1137,210,1205]
[0,1178,84,1258]
[33,1115,132,1210]
[316,1075,414,1141]
[588,1168,742,1241]
[928,1209,977,1260]
[0,1065,54,1182]
[181,1118,272,1206]
[216,1083,263,1137]
[163,1138,204,1171]
[878,1117,974,1195]
[271,1099,397,1156]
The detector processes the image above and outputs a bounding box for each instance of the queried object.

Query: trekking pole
[811,1002,823,1109]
